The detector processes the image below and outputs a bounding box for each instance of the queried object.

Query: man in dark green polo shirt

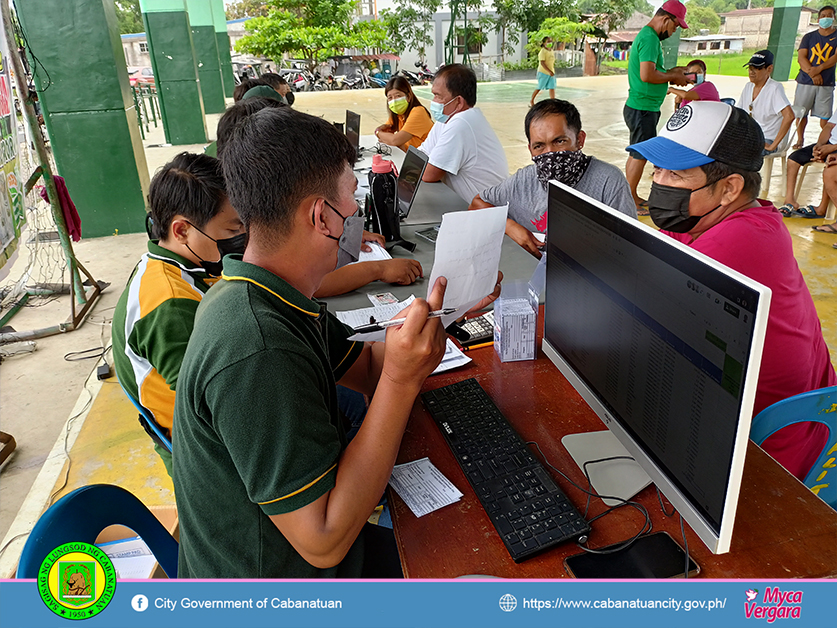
[624,0,689,212]
[173,107,494,578]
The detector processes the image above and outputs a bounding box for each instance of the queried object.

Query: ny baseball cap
[743,49,774,68]
[626,101,764,172]
[661,0,689,29]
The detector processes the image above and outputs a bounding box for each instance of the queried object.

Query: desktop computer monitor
[345,110,361,157]
[396,147,429,218]
[541,183,771,554]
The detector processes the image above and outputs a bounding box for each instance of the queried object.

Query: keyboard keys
[421,378,591,563]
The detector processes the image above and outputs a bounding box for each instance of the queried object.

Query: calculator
[416,225,440,244]
[459,311,495,346]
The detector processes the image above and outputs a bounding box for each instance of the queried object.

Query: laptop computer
[396,146,429,219]
[345,110,361,159]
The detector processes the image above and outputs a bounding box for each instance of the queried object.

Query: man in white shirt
[419,64,508,202]
[738,50,794,155]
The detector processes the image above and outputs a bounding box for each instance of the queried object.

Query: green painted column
[15,0,149,238]
[662,30,682,71]
[140,0,207,144]
[212,0,235,98]
[186,0,225,113]
[768,0,804,82]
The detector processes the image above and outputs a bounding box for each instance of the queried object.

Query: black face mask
[185,222,247,276]
[648,181,722,233]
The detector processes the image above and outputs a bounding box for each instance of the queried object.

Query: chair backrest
[720,97,736,107]
[750,386,837,510]
[16,484,178,578]
[118,381,172,453]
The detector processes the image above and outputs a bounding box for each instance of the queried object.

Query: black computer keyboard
[421,378,591,563]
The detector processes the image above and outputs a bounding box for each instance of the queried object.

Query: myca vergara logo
[37,542,116,620]
[744,587,802,623]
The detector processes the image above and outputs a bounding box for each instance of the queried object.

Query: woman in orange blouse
[374,76,433,151]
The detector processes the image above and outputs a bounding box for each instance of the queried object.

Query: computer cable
[526,442,652,555]
[655,486,692,579]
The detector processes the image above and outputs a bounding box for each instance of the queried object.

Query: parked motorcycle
[415,61,435,84]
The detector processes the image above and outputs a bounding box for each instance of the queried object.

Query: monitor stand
[562,431,652,507]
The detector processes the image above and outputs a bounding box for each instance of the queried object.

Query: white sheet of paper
[427,205,508,330]
[388,457,464,518]
[97,536,157,578]
[431,338,471,375]
[338,295,416,342]
[355,242,391,263]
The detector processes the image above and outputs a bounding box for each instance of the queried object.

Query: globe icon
[499,593,517,612]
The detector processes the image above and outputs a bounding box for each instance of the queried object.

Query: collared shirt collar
[146,240,210,277]
[220,254,323,318]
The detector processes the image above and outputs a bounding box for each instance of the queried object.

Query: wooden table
[391,315,837,579]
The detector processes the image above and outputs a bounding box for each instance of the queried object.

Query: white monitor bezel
[542,182,771,554]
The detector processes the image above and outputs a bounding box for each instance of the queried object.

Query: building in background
[720,6,816,49]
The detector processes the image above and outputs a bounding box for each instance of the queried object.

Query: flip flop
[793,205,824,218]
[636,200,650,216]
[833,243,837,249]
[792,143,803,150]
[778,203,796,217]
[812,223,837,234]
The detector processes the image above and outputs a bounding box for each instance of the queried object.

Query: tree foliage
[380,0,443,61]
[235,0,391,71]
[526,17,594,55]
[683,5,722,35]
[114,0,142,35]
[582,0,644,35]
[226,1,273,20]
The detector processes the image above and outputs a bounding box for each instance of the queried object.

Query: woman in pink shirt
[667,59,720,108]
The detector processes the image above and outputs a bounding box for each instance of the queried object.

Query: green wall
[185,0,225,113]
[16,0,149,238]
[140,0,207,144]
[768,0,804,82]
[212,0,235,98]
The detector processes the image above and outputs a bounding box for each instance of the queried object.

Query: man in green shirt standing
[624,0,689,212]
[173,106,501,578]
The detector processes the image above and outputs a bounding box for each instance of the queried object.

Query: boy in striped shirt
[112,153,246,475]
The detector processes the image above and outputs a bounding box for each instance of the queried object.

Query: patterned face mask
[532,150,592,190]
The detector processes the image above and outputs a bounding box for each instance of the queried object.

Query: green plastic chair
[750,386,837,511]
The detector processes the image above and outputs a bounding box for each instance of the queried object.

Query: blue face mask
[429,97,456,123]
[820,17,834,28]
[695,74,705,85]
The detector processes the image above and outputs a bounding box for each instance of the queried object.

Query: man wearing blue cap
[627,101,835,483]
[738,49,795,155]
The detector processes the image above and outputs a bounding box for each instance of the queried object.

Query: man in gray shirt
[470,99,637,258]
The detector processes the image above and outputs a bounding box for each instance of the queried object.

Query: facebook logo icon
[131,594,149,612]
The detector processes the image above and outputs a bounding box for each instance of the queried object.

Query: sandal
[778,203,796,217]
[793,205,823,218]
[637,200,650,216]
[812,223,837,234]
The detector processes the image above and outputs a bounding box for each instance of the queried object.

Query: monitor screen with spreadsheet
[541,182,771,554]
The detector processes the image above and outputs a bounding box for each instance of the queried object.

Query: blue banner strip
[1,579,832,627]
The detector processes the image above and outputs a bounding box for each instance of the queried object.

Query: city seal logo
[37,542,116,620]
[666,106,693,132]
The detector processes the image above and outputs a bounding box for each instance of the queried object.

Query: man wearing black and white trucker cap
[627,101,836,484]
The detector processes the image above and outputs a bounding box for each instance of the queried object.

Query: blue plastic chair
[16,484,178,578]
[720,97,736,107]
[750,386,837,510]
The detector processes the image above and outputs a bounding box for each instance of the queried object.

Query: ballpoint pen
[352,308,458,334]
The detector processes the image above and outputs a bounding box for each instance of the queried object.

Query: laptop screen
[345,110,360,157]
[396,147,429,218]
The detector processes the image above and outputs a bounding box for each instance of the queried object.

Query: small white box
[494,282,538,362]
